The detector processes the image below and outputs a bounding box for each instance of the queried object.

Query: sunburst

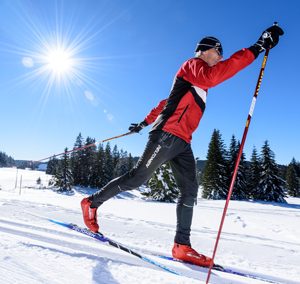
[1,2,118,104]
[21,33,94,99]
[45,46,74,78]
[1,2,136,110]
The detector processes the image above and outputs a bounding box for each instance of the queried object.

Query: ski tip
[48,218,66,226]
[212,264,224,271]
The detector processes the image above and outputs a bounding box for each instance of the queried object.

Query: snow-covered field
[0,167,300,284]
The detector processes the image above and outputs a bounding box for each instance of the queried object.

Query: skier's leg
[169,145,198,246]
[81,132,169,232]
[81,131,187,232]
[89,131,182,207]
[169,148,213,267]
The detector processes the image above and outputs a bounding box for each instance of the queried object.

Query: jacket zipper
[177,105,189,123]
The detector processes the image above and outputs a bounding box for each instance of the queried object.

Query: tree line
[46,133,135,191]
[1,129,299,202]
[0,151,14,167]
[201,129,300,202]
[142,129,300,203]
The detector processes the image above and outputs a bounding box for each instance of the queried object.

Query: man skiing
[81,24,283,267]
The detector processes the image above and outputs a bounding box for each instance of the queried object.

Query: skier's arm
[179,49,255,89]
[181,24,284,89]
[144,99,167,125]
[128,99,167,133]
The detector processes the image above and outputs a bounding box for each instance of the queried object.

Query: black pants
[89,130,198,245]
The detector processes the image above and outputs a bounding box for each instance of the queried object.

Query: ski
[141,252,282,284]
[48,218,180,275]
[49,219,287,284]
[160,256,280,283]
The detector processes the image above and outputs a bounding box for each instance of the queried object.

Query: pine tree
[112,145,120,178]
[36,177,41,186]
[81,136,96,187]
[202,129,228,199]
[46,156,60,175]
[53,148,73,192]
[248,147,262,199]
[92,144,105,188]
[286,158,300,197]
[0,151,15,167]
[114,150,129,177]
[127,153,135,172]
[102,143,114,185]
[229,139,248,200]
[228,135,238,168]
[294,161,300,178]
[0,152,5,167]
[255,141,286,202]
[71,133,84,186]
[144,162,179,202]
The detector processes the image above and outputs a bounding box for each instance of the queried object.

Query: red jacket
[144,48,255,143]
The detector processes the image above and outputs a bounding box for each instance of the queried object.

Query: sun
[38,41,80,86]
[45,47,75,77]
[14,10,99,97]
[9,1,128,100]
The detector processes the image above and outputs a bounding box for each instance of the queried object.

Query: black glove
[249,23,284,58]
[128,120,148,133]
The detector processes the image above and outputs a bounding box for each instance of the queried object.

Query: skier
[81,24,283,267]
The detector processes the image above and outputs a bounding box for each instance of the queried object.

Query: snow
[0,167,300,284]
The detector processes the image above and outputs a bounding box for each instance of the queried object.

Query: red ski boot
[172,243,213,267]
[81,197,99,232]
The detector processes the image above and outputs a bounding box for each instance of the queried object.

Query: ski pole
[36,131,134,163]
[206,48,270,284]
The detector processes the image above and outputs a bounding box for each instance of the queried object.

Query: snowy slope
[0,168,300,284]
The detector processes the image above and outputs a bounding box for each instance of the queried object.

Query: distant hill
[15,160,34,169]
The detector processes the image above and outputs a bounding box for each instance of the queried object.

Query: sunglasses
[214,47,223,56]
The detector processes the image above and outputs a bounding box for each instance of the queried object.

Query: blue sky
[0,0,299,165]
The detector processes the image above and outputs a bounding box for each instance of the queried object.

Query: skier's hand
[128,121,148,133]
[249,23,284,57]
